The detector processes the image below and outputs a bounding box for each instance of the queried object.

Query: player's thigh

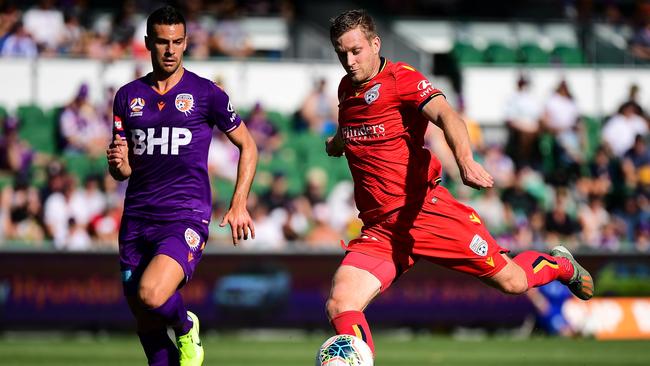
[412,186,508,277]
[139,254,185,307]
[328,264,382,316]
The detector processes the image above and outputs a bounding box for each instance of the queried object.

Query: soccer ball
[315,334,374,366]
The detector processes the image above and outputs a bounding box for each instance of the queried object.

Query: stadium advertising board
[564,298,650,339]
[0,252,647,336]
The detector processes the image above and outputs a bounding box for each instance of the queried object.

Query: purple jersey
[112,69,241,222]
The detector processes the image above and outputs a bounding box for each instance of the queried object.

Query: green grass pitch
[0,333,648,365]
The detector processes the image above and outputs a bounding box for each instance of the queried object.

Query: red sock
[331,310,374,354]
[513,251,574,289]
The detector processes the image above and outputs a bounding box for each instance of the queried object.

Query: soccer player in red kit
[324,10,594,356]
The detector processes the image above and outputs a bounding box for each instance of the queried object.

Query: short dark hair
[147,6,186,37]
[329,9,377,44]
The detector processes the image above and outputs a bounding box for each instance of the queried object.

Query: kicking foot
[550,245,594,300]
[177,311,204,366]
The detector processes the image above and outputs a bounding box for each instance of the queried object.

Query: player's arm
[220,123,258,245]
[325,125,344,157]
[107,134,132,181]
[421,97,493,189]
[107,91,131,181]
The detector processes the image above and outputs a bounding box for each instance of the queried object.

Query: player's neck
[150,66,185,94]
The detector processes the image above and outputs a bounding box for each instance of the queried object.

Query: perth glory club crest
[184,228,201,251]
[175,93,195,116]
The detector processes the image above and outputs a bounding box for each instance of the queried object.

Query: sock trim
[532,256,559,274]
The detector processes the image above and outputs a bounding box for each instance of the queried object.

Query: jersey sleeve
[207,82,242,133]
[112,87,127,140]
[394,63,444,111]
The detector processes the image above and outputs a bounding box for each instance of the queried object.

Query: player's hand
[106,134,129,169]
[458,157,494,189]
[325,136,344,157]
[219,205,255,246]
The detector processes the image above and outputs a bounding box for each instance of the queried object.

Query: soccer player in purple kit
[106,6,257,366]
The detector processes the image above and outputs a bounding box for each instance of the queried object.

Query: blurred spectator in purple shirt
[0,21,38,57]
[0,116,34,180]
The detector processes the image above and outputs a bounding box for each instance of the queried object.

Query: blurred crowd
[0,1,649,254]
[462,76,650,254]
[0,0,294,60]
[1,72,648,254]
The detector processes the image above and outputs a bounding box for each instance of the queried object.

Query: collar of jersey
[352,57,387,88]
[148,67,186,95]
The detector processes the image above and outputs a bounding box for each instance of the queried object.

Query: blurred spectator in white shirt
[578,194,610,249]
[208,132,239,181]
[22,0,64,54]
[601,101,648,157]
[541,80,585,183]
[504,76,541,168]
[44,175,89,249]
[299,78,338,136]
[244,202,286,250]
[2,178,45,245]
[542,80,580,135]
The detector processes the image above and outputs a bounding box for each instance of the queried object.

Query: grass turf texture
[0,333,648,365]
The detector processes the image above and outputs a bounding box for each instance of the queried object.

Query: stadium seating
[518,43,551,64]
[592,23,633,65]
[583,116,602,161]
[16,105,59,155]
[61,152,107,183]
[551,45,584,65]
[452,42,484,64]
[0,105,7,123]
[213,177,236,207]
[484,43,518,64]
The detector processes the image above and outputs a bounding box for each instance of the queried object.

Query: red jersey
[338,58,444,224]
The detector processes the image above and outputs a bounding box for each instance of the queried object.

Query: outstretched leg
[484,248,593,300]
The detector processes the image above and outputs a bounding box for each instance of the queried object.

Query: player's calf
[512,250,574,289]
[330,310,375,355]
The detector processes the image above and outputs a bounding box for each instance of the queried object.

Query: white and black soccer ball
[315,334,374,366]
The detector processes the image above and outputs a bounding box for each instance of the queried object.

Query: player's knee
[326,296,362,320]
[138,284,168,309]
[325,298,338,320]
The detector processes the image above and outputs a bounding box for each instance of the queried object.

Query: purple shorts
[119,215,209,295]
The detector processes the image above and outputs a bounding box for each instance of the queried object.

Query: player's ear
[372,36,381,55]
[144,35,151,51]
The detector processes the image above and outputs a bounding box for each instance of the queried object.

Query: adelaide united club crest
[364,83,381,104]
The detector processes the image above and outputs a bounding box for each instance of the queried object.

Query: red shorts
[342,185,508,292]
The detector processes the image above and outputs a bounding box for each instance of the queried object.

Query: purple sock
[150,292,193,335]
[138,329,180,366]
